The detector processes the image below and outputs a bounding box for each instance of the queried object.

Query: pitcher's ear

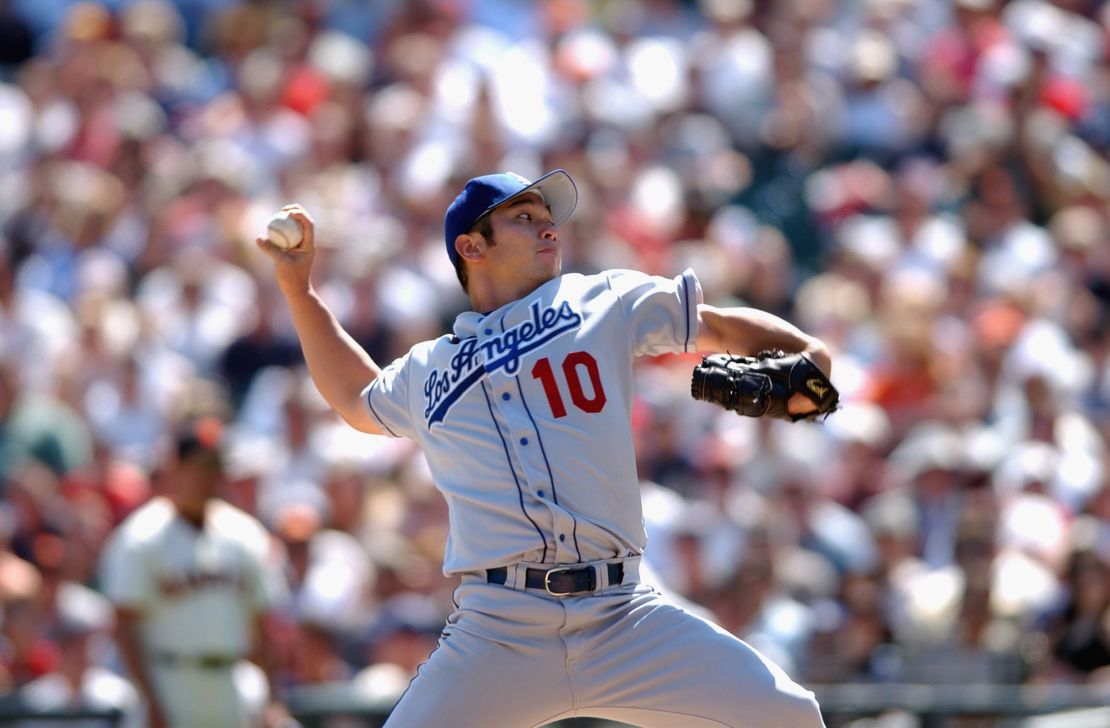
[455,233,483,263]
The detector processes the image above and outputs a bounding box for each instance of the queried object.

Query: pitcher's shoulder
[552,270,626,297]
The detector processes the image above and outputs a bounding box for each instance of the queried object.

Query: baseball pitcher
[257,170,834,727]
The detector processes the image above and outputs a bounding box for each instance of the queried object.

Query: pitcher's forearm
[256,204,385,433]
[696,304,831,375]
[283,286,384,433]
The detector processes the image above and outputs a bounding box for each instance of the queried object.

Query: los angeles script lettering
[424,300,581,425]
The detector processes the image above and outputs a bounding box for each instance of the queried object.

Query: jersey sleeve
[605,268,703,357]
[362,351,417,439]
[99,529,152,610]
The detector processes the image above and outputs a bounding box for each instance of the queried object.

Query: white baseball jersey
[364,268,701,574]
[100,497,285,656]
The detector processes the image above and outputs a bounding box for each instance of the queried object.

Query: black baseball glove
[690,349,839,422]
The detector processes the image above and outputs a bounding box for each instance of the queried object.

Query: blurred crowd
[0,0,1109,721]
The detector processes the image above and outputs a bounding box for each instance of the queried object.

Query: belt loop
[618,556,640,587]
[599,561,617,589]
[597,562,612,589]
[509,563,529,590]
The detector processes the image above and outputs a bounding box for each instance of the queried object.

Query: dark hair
[175,416,224,469]
[454,214,494,293]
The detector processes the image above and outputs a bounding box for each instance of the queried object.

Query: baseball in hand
[267,211,303,250]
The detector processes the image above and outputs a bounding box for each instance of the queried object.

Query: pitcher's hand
[256,204,317,296]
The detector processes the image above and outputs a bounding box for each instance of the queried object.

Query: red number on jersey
[530,357,567,418]
[531,351,607,418]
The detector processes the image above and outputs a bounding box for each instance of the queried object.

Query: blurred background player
[100,417,292,728]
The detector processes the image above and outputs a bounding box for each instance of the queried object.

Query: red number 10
[531,351,607,418]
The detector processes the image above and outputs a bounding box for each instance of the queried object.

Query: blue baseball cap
[443,169,578,265]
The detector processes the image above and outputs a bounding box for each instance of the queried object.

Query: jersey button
[502,392,511,401]
[484,328,493,335]
[519,437,528,446]
[559,534,566,542]
[537,490,545,498]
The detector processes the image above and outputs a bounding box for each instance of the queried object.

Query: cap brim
[508,169,578,227]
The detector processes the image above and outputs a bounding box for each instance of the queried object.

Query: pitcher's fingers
[786,392,817,414]
[281,203,312,220]
[286,210,315,246]
[256,236,281,256]
[287,207,314,224]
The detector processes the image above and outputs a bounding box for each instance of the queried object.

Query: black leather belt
[486,563,623,596]
[153,652,239,669]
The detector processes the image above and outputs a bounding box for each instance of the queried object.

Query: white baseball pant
[384,566,825,728]
[149,658,267,728]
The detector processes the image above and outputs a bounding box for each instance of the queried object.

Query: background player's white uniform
[101,497,285,728]
[366,268,824,727]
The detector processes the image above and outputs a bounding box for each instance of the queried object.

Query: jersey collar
[452,276,565,340]
[452,310,485,339]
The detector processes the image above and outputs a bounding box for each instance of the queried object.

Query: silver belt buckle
[544,566,588,596]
